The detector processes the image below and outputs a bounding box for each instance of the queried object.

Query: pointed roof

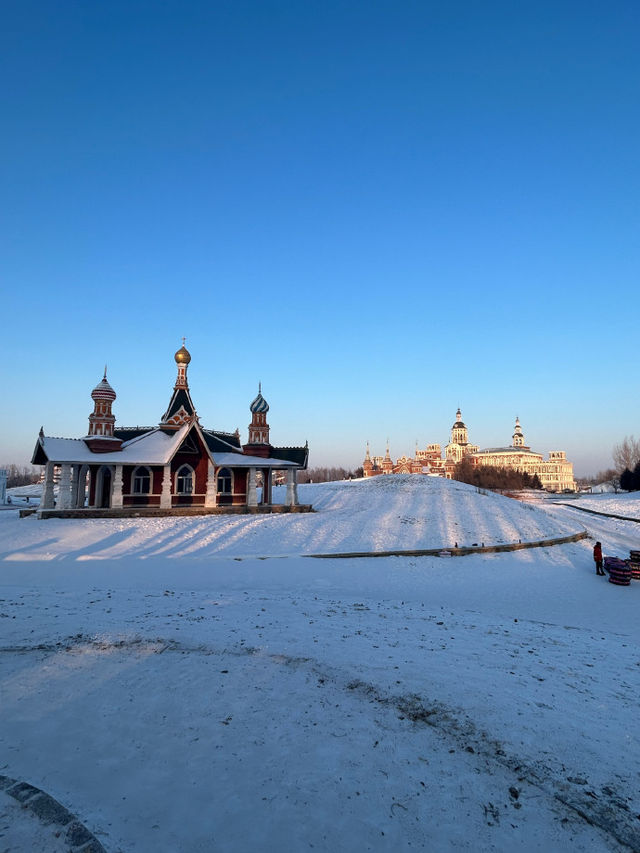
[161,386,197,426]
[161,342,197,427]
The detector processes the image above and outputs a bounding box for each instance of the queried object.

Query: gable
[161,388,196,426]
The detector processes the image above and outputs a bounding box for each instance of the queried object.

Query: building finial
[103,365,107,380]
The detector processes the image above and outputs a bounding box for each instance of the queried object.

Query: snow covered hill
[1,475,583,561]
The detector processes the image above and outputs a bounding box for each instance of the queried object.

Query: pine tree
[620,468,634,491]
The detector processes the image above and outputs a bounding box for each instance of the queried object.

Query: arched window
[176,464,194,495]
[217,467,232,494]
[132,466,151,495]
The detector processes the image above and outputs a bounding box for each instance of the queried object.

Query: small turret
[85,368,122,452]
[243,383,272,457]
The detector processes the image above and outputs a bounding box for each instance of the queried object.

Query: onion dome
[91,369,116,401]
[175,341,191,364]
[250,383,269,414]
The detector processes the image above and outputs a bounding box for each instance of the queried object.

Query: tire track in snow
[3,634,637,851]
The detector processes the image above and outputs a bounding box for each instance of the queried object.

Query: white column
[247,467,258,507]
[286,468,299,507]
[112,465,123,509]
[160,464,172,509]
[205,462,217,508]
[42,462,55,509]
[57,464,72,509]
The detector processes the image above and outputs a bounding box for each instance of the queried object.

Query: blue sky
[1,1,638,476]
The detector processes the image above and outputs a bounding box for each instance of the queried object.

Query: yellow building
[469,418,576,492]
[363,411,577,492]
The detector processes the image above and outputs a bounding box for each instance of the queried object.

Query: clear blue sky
[1,1,638,476]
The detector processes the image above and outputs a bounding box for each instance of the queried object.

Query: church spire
[512,416,525,448]
[160,341,197,428]
[174,337,191,389]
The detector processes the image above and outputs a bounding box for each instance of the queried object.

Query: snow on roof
[37,426,301,469]
[40,424,191,466]
[212,452,299,468]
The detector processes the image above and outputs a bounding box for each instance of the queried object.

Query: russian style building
[32,343,309,516]
[363,410,576,492]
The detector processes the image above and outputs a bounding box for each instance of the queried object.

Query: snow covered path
[1,481,639,852]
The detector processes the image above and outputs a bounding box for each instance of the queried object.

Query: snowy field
[1,477,639,852]
[568,491,640,520]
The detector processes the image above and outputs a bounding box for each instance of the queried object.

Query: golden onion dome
[175,341,191,364]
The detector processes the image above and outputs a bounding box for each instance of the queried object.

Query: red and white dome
[91,371,116,402]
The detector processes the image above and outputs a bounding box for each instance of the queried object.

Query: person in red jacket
[593,541,604,575]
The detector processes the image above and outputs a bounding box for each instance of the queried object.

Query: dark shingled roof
[114,428,155,442]
[271,446,309,468]
[161,387,196,423]
[202,429,243,454]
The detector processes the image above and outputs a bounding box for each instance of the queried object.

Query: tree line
[577,436,640,493]
[1,464,40,488]
[453,458,543,491]
[297,466,363,484]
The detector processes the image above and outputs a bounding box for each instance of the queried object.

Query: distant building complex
[363,409,576,492]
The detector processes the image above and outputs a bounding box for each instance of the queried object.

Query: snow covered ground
[569,491,640,520]
[1,476,639,852]
[2,476,581,559]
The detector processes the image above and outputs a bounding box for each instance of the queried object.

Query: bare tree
[1,464,40,489]
[595,468,620,493]
[612,436,640,473]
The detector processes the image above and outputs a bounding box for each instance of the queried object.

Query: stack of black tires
[629,549,640,580]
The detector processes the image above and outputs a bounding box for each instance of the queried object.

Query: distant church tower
[445,407,478,463]
[382,442,394,474]
[512,417,528,449]
[363,442,373,477]
[450,408,468,446]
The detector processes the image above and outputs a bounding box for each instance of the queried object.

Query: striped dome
[250,387,269,414]
[91,372,116,402]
